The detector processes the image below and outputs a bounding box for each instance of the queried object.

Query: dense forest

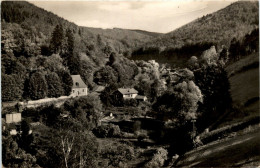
[1,1,158,102]
[131,1,259,65]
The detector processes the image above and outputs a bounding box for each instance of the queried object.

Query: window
[73,90,75,93]
[75,82,79,86]
[83,89,84,92]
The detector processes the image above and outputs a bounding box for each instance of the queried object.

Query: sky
[31,0,237,33]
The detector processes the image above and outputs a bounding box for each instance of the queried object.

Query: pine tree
[50,24,64,54]
[65,29,74,55]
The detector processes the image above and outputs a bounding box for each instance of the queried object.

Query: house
[5,113,21,124]
[117,88,147,101]
[70,75,88,97]
[118,88,138,99]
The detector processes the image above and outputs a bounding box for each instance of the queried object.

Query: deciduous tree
[46,72,64,97]
[26,72,48,100]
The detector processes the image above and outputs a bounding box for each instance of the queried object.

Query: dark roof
[71,75,88,88]
[135,95,147,100]
[118,88,138,95]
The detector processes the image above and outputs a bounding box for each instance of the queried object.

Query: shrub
[100,143,135,167]
[124,99,138,107]
[93,123,121,138]
[144,147,168,168]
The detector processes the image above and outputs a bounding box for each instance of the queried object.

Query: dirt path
[176,128,260,167]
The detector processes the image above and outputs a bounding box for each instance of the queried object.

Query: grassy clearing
[176,127,260,167]
[218,55,259,127]
[229,68,259,107]
[225,52,259,77]
[226,52,259,77]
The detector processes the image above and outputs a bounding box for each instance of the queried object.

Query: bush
[93,123,121,138]
[100,143,135,167]
[144,147,168,168]
[124,99,138,107]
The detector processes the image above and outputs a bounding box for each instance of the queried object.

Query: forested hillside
[1,1,156,102]
[131,1,259,65]
[1,1,154,56]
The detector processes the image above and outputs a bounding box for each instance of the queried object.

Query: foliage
[94,66,118,86]
[29,117,99,168]
[144,147,168,168]
[143,1,258,49]
[200,46,219,65]
[2,74,23,101]
[43,54,65,72]
[132,42,215,67]
[229,28,259,62]
[51,120,98,168]
[39,104,63,127]
[100,143,135,167]
[63,95,103,130]
[2,135,38,168]
[154,80,203,123]
[1,1,157,102]
[50,24,64,54]
[45,72,64,98]
[194,64,232,130]
[93,123,121,138]
[25,72,48,100]
[124,99,138,107]
[64,29,74,56]
[19,120,34,152]
[57,70,73,96]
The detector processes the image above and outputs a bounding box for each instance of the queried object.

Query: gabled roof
[118,88,138,95]
[71,75,88,88]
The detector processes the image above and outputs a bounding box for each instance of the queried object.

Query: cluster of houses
[2,74,148,135]
[71,75,147,101]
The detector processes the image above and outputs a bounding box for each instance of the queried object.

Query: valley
[1,1,259,168]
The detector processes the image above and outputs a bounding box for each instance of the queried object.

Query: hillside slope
[131,1,259,65]
[145,1,259,49]
[1,1,156,63]
[214,53,259,128]
[1,1,159,102]
[176,128,260,167]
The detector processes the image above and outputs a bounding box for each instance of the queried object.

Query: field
[219,53,259,127]
[176,126,260,167]
[230,68,259,109]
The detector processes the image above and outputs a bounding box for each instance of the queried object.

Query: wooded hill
[1,1,156,65]
[1,1,159,102]
[131,1,259,65]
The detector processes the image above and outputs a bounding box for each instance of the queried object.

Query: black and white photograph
[1,0,259,167]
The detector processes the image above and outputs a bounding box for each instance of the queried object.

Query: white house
[118,88,138,99]
[70,75,88,97]
[117,88,147,101]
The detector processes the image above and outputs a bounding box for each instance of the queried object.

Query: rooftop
[118,88,138,95]
[71,75,88,88]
